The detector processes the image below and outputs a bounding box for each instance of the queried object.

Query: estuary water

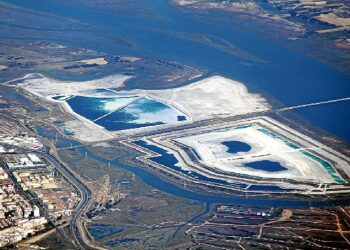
[3,0,350,142]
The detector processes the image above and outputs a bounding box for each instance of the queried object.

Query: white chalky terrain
[175,124,339,183]
[124,76,270,121]
[135,117,350,193]
[8,74,269,141]
[9,73,131,98]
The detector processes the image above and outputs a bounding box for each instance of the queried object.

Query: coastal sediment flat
[9,73,131,98]
[8,74,269,142]
[123,76,270,121]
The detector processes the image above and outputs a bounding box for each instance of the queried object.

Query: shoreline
[10,74,270,142]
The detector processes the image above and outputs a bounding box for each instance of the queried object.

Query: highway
[11,114,92,249]
[39,151,91,250]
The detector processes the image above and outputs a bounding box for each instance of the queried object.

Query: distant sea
[3,0,350,143]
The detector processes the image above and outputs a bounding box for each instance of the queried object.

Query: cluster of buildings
[0,126,79,247]
[0,118,20,136]
[3,153,46,170]
[13,170,55,190]
[217,205,275,217]
[0,133,43,151]
[12,168,79,220]
[0,166,47,247]
[0,167,8,179]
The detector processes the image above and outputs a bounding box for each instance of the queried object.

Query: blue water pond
[67,95,137,121]
[222,140,251,154]
[88,224,123,240]
[66,96,187,130]
[245,160,287,172]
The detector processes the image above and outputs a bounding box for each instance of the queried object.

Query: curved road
[40,152,91,250]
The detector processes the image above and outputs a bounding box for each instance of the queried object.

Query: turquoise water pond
[66,95,188,130]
